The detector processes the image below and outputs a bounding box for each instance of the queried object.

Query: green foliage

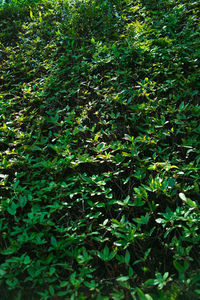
[0,0,199,299]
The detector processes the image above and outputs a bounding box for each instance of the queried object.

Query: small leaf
[155,218,164,224]
[103,246,109,258]
[186,198,197,209]
[49,285,54,296]
[7,202,17,215]
[179,193,187,202]
[163,272,169,280]
[24,255,31,265]
[39,11,42,22]
[125,250,130,265]
[30,10,33,19]
[0,268,6,277]
[116,276,129,282]
[60,281,68,288]
[51,236,57,247]
[19,195,27,208]
[144,278,156,286]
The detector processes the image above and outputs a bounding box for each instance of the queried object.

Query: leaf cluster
[0,0,199,299]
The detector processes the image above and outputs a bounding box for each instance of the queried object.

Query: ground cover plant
[0,0,200,299]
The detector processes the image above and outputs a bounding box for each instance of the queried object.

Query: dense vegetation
[0,0,200,299]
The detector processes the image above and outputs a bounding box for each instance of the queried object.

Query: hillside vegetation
[0,0,200,299]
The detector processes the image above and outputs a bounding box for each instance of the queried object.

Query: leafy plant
[0,0,199,299]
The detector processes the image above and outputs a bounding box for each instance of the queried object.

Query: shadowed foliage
[0,0,199,299]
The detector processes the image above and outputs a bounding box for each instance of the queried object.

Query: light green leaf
[39,11,42,22]
[179,192,187,201]
[30,10,33,19]
[116,276,129,282]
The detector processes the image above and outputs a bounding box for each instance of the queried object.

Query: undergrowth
[0,0,200,299]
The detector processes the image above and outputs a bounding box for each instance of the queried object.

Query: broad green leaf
[19,195,27,208]
[0,268,6,277]
[24,255,31,265]
[7,202,17,215]
[125,250,130,265]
